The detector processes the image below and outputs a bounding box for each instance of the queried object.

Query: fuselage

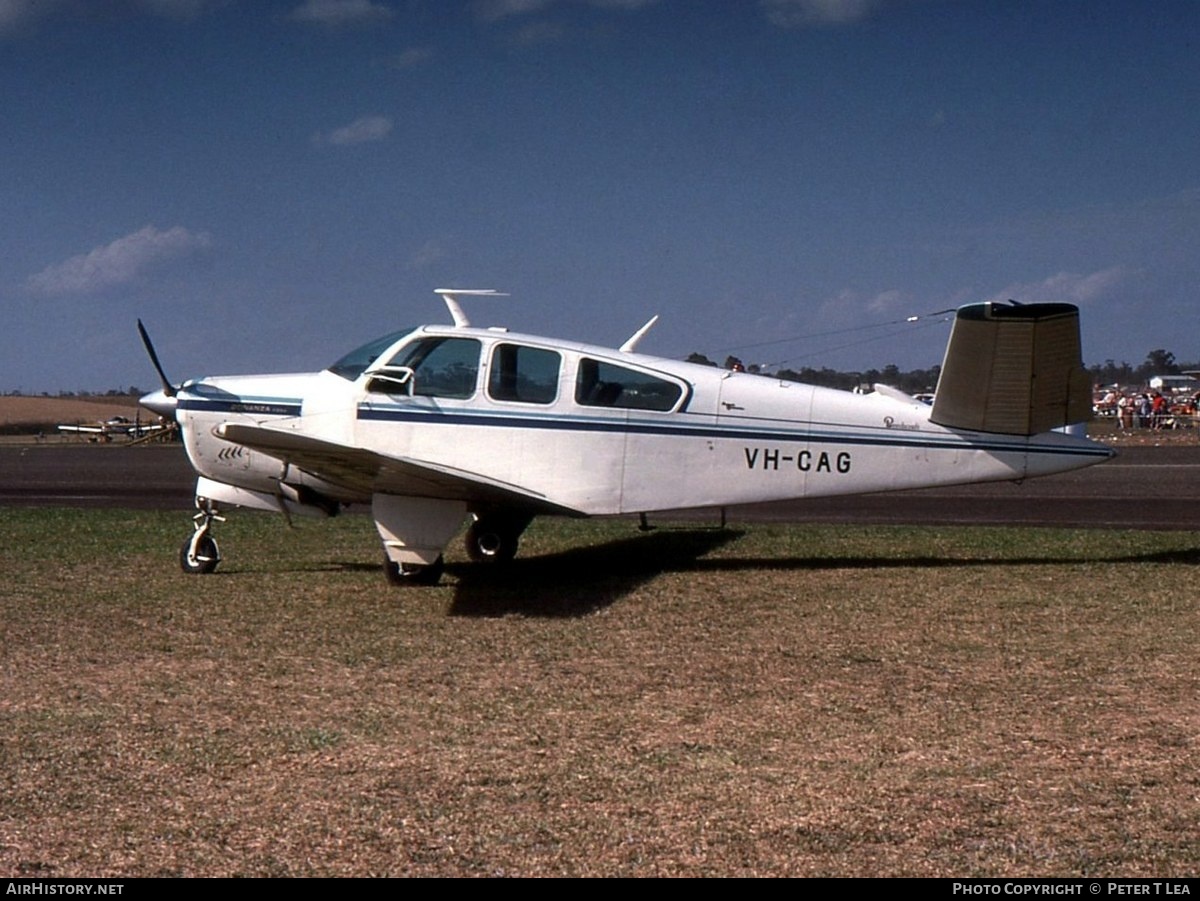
[163,322,1113,518]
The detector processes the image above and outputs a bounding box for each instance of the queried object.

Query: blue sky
[3,0,1198,393]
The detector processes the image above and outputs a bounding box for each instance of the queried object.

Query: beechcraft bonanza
[137,289,1113,583]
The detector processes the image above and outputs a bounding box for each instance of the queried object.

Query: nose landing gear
[180,499,224,574]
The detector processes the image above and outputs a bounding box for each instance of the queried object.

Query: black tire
[383,554,445,586]
[464,516,523,564]
[179,534,220,574]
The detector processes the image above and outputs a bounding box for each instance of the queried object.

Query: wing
[216,422,583,516]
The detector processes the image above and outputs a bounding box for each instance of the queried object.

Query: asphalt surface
[2,441,1197,530]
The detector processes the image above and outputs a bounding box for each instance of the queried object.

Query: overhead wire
[716,306,958,370]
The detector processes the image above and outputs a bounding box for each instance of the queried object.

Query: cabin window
[575,359,683,412]
[374,336,482,399]
[488,344,561,405]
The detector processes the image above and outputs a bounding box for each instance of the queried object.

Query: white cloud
[313,115,393,147]
[134,0,229,18]
[0,0,64,35]
[26,225,212,296]
[865,288,909,315]
[472,0,657,22]
[510,19,567,45]
[815,286,912,320]
[408,239,449,270]
[0,0,227,35]
[761,0,883,28]
[289,0,394,26]
[385,46,435,69]
[985,267,1133,307]
[473,0,555,21]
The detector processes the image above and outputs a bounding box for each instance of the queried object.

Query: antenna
[620,315,660,353]
[433,288,508,328]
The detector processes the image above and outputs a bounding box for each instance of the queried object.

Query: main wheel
[383,554,445,586]
[180,534,220,574]
[464,516,523,564]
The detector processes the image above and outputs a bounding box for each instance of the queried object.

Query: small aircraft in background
[138,289,1112,583]
[56,415,168,442]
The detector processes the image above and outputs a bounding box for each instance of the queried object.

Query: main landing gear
[380,514,530,586]
[180,499,224,574]
[463,514,531,566]
[383,555,445,586]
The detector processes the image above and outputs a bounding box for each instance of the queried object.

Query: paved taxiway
[1,441,1197,529]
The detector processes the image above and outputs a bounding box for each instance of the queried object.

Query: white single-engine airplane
[57,415,166,441]
[138,289,1112,583]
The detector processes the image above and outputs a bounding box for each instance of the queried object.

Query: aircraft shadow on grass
[248,527,1200,618]
[442,530,1200,618]
[447,526,743,618]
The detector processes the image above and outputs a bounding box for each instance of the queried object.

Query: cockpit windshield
[326,329,415,381]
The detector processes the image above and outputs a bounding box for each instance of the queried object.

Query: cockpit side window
[575,358,683,412]
[377,336,482,399]
[487,344,561,405]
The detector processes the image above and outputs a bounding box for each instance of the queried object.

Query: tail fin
[930,301,1092,436]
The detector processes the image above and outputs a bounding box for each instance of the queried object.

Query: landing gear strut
[180,499,224,574]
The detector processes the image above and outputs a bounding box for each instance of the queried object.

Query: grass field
[2,508,1198,877]
[0,396,143,436]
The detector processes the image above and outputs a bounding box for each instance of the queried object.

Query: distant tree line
[3,387,144,398]
[1086,349,1198,388]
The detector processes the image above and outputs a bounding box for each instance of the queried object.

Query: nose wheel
[180,500,224,574]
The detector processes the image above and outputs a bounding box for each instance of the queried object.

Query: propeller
[136,319,180,418]
[137,319,175,396]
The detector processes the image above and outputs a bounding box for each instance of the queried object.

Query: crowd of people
[1094,388,1199,430]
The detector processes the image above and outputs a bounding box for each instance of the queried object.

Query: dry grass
[2,509,1199,877]
[0,396,143,437]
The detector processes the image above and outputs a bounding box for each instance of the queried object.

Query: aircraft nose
[139,388,178,419]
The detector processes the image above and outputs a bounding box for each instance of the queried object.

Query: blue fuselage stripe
[176,393,1111,461]
[178,398,303,417]
[356,405,1112,460]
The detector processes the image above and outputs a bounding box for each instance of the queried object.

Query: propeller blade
[137,318,176,398]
